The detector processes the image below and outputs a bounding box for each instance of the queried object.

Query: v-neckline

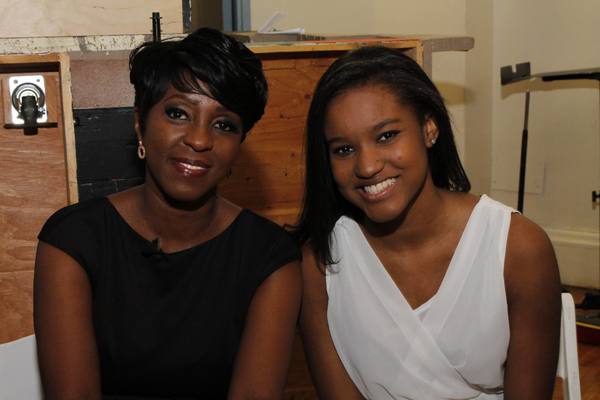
[350,195,487,311]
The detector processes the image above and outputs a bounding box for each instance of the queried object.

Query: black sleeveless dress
[38,197,300,399]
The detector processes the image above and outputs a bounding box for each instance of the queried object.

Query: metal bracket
[8,75,47,126]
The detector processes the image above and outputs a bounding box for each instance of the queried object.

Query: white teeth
[181,163,206,171]
[363,178,396,195]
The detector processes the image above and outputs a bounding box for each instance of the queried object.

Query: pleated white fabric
[326,195,513,400]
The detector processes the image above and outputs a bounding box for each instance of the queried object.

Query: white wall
[488,0,600,287]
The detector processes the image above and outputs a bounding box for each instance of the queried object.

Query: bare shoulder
[504,212,560,297]
[506,213,556,270]
[300,242,327,293]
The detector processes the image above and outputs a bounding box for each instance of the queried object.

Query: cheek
[329,160,354,188]
[216,138,242,165]
[143,123,174,151]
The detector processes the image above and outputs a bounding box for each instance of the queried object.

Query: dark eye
[332,145,355,157]
[214,119,240,133]
[377,130,399,143]
[165,107,188,120]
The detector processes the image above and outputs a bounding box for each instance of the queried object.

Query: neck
[140,183,222,249]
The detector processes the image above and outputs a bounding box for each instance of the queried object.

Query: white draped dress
[326,195,513,400]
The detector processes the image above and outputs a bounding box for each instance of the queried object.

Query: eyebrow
[163,94,235,115]
[326,118,403,145]
[371,118,402,132]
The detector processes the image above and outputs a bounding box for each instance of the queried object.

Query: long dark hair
[129,27,268,135]
[293,46,470,267]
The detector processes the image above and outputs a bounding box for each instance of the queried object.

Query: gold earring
[137,140,146,160]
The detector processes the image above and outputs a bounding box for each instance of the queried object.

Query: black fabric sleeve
[252,221,301,289]
[37,200,104,278]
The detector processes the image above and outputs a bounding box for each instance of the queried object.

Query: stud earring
[431,138,437,145]
[137,140,146,160]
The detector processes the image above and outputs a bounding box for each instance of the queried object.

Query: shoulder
[506,213,555,267]
[504,212,559,298]
[233,211,301,279]
[39,197,110,239]
[237,210,298,248]
[38,197,112,277]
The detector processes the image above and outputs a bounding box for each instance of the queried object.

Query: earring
[431,138,437,145]
[137,140,146,160]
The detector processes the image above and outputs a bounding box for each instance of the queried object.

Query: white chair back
[0,334,43,400]
[557,293,581,400]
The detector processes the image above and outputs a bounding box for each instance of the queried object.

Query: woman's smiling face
[137,83,244,205]
[324,84,438,223]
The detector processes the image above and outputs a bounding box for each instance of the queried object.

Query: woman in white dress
[294,46,561,399]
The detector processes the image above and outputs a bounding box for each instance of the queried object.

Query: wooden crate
[0,53,76,343]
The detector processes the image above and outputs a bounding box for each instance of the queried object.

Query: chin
[363,206,405,224]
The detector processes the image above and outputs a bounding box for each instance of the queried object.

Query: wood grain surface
[0,0,183,38]
[220,54,338,226]
[0,57,71,343]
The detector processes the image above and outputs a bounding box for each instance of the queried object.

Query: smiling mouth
[362,177,397,195]
[172,159,211,175]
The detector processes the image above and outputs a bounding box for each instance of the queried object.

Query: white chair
[556,293,581,400]
[0,334,43,400]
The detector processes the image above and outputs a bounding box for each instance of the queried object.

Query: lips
[171,157,211,176]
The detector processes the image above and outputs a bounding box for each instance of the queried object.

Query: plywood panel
[220,55,337,226]
[0,0,183,38]
[0,271,34,343]
[0,55,72,343]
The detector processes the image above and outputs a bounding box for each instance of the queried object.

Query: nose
[182,123,213,152]
[354,146,384,179]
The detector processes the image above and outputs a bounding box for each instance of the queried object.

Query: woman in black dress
[34,28,301,399]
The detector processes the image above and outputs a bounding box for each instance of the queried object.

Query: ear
[134,111,143,142]
[422,116,439,149]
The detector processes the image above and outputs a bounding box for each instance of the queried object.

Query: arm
[503,214,562,400]
[227,261,302,400]
[34,241,102,400]
[298,246,365,400]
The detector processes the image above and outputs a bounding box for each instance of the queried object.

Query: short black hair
[129,27,268,134]
[293,46,470,267]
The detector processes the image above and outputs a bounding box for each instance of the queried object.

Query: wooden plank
[220,55,337,226]
[0,73,68,272]
[0,54,72,343]
[248,38,423,55]
[0,0,183,38]
[58,53,79,203]
[0,271,34,343]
